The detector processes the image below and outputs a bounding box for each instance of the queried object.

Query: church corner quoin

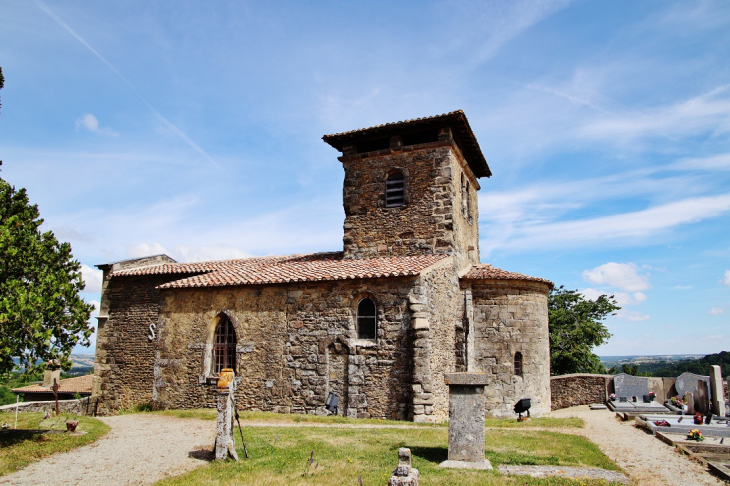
[92,111,554,420]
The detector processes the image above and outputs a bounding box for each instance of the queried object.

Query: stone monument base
[439,459,493,470]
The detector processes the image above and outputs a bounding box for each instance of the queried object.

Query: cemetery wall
[550,374,612,409]
[0,397,91,415]
[154,276,422,420]
[468,280,552,417]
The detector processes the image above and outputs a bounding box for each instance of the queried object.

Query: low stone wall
[0,397,92,415]
[550,374,612,410]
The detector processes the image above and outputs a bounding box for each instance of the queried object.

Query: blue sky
[1,0,729,356]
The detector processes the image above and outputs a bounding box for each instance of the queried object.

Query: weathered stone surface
[676,372,712,401]
[444,373,490,386]
[614,373,649,399]
[710,365,726,417]
[446,375,486,462]
[550,374,612,410]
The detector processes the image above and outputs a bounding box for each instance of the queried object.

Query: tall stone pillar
[439,373,492,470]
[710,365,726,417]
[215,370,238,461]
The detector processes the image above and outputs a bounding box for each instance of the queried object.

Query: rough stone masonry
[92,111,553,421]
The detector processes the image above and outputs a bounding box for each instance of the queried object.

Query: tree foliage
[0,162,94,375]
[548,286,619,375]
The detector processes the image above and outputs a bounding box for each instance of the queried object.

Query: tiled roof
[112,252,451,289]
[461,264,553,287]
[322,110,492,178]
[13,374,92,395]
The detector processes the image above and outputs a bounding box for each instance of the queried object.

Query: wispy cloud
[483,193,730,254]
[671,153,730,171]
[80,264,103,293]
[724,270,730,287]
[33,0,226,174]
[76,113,118,136]
[709,307,724,315]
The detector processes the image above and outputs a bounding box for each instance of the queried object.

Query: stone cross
[710,365,726,417]
[388,448,419,486]
[215,371,238,461]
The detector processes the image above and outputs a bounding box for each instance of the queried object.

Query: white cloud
[616,310,651,322]
[582,262,651,292]
[703,335,724,341]
[581,288,646,306]
[709,307,725,315]
[80,264,103,293]
[672,285,693,290]
[126,242,170,259]
[672,153,730,171]
[75,113,118,136]
[174,244,253,263]
[724,270,730,287]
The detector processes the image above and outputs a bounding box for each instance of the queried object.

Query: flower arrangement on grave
[687,429,704,441]
[609,393,617,401]
[694,413,704,425]
[670,395,684,406]
[648,391,656,401]
[653,420,670,427]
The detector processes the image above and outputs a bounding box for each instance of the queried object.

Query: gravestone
[613,373,649,400]
[710,366,726,417]
[215,370,238,461]
[675,372,712,401]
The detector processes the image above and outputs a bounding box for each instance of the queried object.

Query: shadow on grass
[0,429,64,447]
[409,446,448,464]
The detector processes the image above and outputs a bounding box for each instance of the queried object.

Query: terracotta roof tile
[13,374,92,395]
[113,252,451,288]
[461,264,553,287]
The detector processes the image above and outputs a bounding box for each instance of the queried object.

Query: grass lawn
[149,411,621,486]
[0,412,110,477]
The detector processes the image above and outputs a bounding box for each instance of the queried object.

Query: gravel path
[0,415,214,486]
[551,405,725,486]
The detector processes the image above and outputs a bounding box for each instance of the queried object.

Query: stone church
[92,110,553,421]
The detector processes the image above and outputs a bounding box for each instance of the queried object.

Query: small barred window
[385,172,405,207]
[357,298,377,340]
[213,315,237,375]
[514,352,523,377]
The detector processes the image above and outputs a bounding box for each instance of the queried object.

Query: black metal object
[325,392,339,415]
[514,398,531,420]
[233,405,249,458]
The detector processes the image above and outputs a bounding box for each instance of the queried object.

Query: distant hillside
[601,352,729,377]
[10,354,94,375]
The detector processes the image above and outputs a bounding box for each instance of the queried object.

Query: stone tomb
[613,373,649,401]
[709,366,726,417]
[439,373,493,470]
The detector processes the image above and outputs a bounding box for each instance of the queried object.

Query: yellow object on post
[217,368,234,391]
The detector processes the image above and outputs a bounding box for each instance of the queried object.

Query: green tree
[0,162,94,375]
[548,286,619,375]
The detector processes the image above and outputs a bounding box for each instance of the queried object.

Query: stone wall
[467,280,552,417]
[340,141,479,270]
[154,276,419,420]
[93,274,187,415]
[550,374,613,410]
[0,397,91,415]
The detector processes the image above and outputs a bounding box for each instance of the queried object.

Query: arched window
[357,298,377,340]
[385,172,405,207]
[514,352,523,377]
[213,315,237,375]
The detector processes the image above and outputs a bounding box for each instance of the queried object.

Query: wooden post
[14,394,19,429]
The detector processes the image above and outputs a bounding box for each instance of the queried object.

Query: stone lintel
[444,372,490,386]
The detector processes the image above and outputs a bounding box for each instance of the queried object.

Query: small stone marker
[613,373,649,401]
[439,373,493,471]
[215,369,238,461]
[710,365,726,417]
[589,403,607,410]
[388,448,419,486]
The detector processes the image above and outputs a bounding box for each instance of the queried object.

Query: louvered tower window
[213,315,237,375]
[514,352,523,377]
[357,298,377,340]
[385,172,405,207]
